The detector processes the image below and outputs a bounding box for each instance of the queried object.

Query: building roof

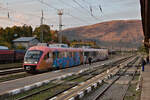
[13,37,36,42]
[0,46,8,50]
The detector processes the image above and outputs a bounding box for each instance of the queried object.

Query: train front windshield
[24,50,43,64]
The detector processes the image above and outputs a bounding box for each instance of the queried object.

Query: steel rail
[15,56,133,100]
[93,65,137,100]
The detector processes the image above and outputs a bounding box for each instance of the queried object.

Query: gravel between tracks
[82,67,137,100]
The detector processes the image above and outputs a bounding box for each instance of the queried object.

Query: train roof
[28,46,107,52]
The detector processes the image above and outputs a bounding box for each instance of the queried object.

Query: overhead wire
[38,0,92,24]
[0,5,35,26]
[1,0,102,27]
[82,0,103,15]
[59,0,89,16]
[72,0,97,19]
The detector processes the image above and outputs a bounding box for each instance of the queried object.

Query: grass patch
[124,83,141,100]
[7,82,56,100]
[124,75,141,100]
[23,83,74,100]
[63,75,77,81]
[71,76,91,83]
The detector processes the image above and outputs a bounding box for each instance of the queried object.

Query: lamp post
[58,9,63,43]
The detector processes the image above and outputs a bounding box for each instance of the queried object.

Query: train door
[80,51,84,64]
[62,51,68,68]
[58,51,64,68]
[73,52,79,65]
[84,51,89,64]
[91,51,97,62]
[43,52,53,69]
[68,51,74,67]
[52,51,59,68]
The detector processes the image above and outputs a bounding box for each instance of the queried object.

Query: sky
[0,0,141,30]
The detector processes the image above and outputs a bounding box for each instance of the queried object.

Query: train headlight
[33,61,38,64]
[24,61,28,64]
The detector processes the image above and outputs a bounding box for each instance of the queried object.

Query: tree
[51,30,58,42]
[21,25,32,37]
[33,24,51,42]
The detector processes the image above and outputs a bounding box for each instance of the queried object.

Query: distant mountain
[61,20,144,48]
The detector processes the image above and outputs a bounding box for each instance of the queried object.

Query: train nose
[24,65,37,72]
[25,66,31,71]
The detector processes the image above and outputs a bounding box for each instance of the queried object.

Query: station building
[13,37,39,49]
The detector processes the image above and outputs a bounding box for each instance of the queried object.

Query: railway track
[7,56,137,100]
[0,68,24,76]
[82,57,141,100]
[0,55,133,83]
[93,67,137,100]
[0,63,22,70]
[55,56,138,100]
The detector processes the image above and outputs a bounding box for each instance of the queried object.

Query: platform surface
[141,64,150,100]
[0,57,121,95]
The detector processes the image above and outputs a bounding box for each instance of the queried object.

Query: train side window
[53,52,58,59]
[64,52,67,57]
[85,52,89,57]
[69,52,73,57]
[68,52,71,57]
[93,51,96,56]
[49,53,52,58]
[61,52,64,57]
[58,52,62,58]
[80,52,83,56]
[61,52,67,58]
[73,52,75,56]
[44,53,49,60]
[67,52,70,57]
[73,52,78,57]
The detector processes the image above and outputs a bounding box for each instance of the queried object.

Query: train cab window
[24,50,43,62]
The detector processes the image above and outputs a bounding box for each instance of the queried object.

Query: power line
[72,0,99,20]
[37,0,92,24]
[72,0,91,15]
[59,0,89,15]
[59,0,99,23]
[0,3,43,27]
[82,0,103,14]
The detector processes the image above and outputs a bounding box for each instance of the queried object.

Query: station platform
[141,64,150,100]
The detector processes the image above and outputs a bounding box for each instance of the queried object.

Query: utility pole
[57,9,63,43]
[40,10,44,43]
